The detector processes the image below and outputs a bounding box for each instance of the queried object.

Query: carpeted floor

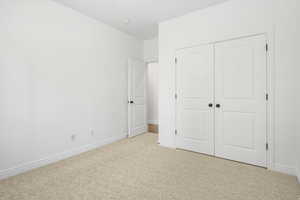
[0,133,299,200]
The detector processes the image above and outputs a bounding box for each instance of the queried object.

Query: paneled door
[175,45,215,155]
[214,35,267,167]
[128,58,147,137]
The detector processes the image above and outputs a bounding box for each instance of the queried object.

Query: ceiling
[53,0,228,40]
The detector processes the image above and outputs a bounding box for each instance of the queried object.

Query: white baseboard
[129,126,147,137]
[273,163,297,176]
[0,134,127,180]
[297,167,300,183]
[148,120,158,125]
[159,141,176,149]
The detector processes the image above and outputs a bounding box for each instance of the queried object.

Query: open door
[128,58,147,137]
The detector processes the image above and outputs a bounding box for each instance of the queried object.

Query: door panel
[222,112,255,150]
[128,59,147,137]
[214,35,267,167]
[176,45,214,155]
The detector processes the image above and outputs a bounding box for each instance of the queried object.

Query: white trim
[145,59,158,64]
[297,167,300,183]
[159,143,176,149]
[272,163,297,176]
[0,134,127,180]
[148,119,158,124]
[130,126,147,138]
[128,59,133,136]
[266,27,276,171]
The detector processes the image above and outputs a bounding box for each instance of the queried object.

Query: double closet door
[175,35,267,167]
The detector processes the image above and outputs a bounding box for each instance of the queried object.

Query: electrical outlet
[90,129,94,136]
[71,134,76,141]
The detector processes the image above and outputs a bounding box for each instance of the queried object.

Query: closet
[175,35,267,167]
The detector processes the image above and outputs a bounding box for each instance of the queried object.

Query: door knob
[128,101,134,104]
[208,103,213,107]
[216,104,221,108]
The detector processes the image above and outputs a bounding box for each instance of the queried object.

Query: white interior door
[175,45,215,155]
[214,35,267,167]
[128,58,147,137]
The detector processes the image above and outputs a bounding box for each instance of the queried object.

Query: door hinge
[175,93,178,100]
[266,93,269,101]
[175,57,177,64]
[175,129,178,135]
[266,143,269,150]
[266,44,269,52]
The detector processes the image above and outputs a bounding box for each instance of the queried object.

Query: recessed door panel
[181,110,209,141]
[222,112,255,150]
[222,45,254,99]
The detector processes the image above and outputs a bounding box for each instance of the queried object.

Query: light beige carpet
[0,133,299,200]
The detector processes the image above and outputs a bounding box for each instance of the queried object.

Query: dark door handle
[216,104,221,108]
[129,101,134,104]
[208,103,213,107]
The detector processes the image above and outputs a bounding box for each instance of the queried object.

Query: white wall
[298,129,300,182]
[297,27,300,183]
[147,63,159,125]
[297,130,300,182]
[298,98,300,182]
[143,38,159,62]
[297,101,300,182]
[272,0,299,176]
[159,0,299,175]
[0,0,142,179]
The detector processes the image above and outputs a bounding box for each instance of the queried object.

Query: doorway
[128,59,159,137]
[175,35,268,167]
[147,62,159,133]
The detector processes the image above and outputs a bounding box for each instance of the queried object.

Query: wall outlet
[90,129,94,136]
[71,134,76,141]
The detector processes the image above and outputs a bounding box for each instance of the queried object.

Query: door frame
[174,33,275,170]
[127,58,147,137]
[146,60,160,144]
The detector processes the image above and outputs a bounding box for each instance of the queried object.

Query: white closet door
[214,35,267,167]
[128,58,147,137]
[176,45,214,155]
